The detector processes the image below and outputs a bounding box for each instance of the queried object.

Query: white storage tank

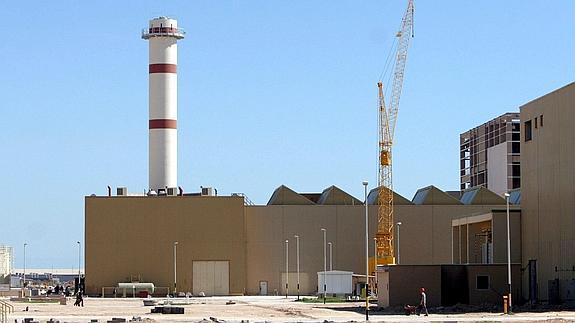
[117,282,155,297]
[317,270,353,295]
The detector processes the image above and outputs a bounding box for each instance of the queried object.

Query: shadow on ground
[318,303,575,316]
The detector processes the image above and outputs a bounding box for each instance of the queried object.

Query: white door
[259,281,268,295]
[193,261,229,296]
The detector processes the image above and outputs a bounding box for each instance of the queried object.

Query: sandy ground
[3,296,575,323]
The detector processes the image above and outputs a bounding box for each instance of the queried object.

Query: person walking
[74,290,84,307]
[417,287,429,316]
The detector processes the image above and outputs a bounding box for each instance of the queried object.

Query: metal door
[193,261,229,296]
[259,281,268,295]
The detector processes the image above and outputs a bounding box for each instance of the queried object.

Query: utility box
[317,270,353,295]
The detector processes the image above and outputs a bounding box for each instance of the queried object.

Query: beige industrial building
[85,184,521,302]
[520,82,575,303]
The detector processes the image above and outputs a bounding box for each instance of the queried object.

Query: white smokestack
[142,17,185,191]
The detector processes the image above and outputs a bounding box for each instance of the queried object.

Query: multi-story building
[460,113,521,195]
[0,245,13,278]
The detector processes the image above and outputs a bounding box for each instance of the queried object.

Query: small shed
[317,270,353,295]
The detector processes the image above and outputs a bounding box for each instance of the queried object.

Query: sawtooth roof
[266,184,510,206]
[460,186,506,205]
[317,185,362,205]
[412,185,462,205]
[267,185,316,205]
[367,186,413,205]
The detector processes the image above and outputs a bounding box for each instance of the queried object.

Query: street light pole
[173,241,178,296]
[294,235,300,300]
[505,192,512,313]
[328,242,333,271]
[321,228,327,304]
[23,243,27,297]
[363,180,369,321]
[77,241,81,293]
[285,239,289,298]
[396,222,402,265]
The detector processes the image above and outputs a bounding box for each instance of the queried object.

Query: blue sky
[1,1,573,268]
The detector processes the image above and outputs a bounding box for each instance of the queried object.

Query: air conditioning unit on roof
[117,187,128,196]
[167,187,178,196]
[201,187,214,196]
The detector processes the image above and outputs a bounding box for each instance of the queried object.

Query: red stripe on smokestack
[149,64,177,73]
[149,119,177,129]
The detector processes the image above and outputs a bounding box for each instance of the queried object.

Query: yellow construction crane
[375,0,414,266]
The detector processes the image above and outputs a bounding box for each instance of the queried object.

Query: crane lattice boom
[376,0,414,265]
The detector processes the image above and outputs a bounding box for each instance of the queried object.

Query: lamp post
[285,239,289,298]
[23,243,27,297]
[321,228,327,304]
[504,192,512,313]
[328,242,333,271]
[362,180,369,321]
[173,241,178,295]
[396,222,402,265]
[77,241,81,293]
[294,235,300,300]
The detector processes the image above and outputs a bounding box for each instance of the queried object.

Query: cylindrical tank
[142,17,185,191]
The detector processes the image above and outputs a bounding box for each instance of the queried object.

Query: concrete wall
[466,264,521,306]
[386,265,442,307]
[520,82,575,302]
[244,204,514,295]
[379,264,521,307]
[492,210,521,264]
[85,195,246,295]
[245,205,369,295]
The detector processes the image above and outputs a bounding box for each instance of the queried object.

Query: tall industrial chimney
[142,17,185,191]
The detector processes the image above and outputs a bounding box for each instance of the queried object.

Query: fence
[0,300,14,323]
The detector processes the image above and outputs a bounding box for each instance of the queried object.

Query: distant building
[10,269,83,288]
[460,112,521,195]
[0,245,13,278]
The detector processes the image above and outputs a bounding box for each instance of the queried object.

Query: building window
[525,120,532,141]
[477,172,485,185]
[540,114,544,127]
[512,142,520,154]
[512,177,521,189]
[476,275,490,290]
[512,163,521,177]
[535,117,538,128]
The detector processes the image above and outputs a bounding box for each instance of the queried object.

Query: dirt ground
[4,296,575,323]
